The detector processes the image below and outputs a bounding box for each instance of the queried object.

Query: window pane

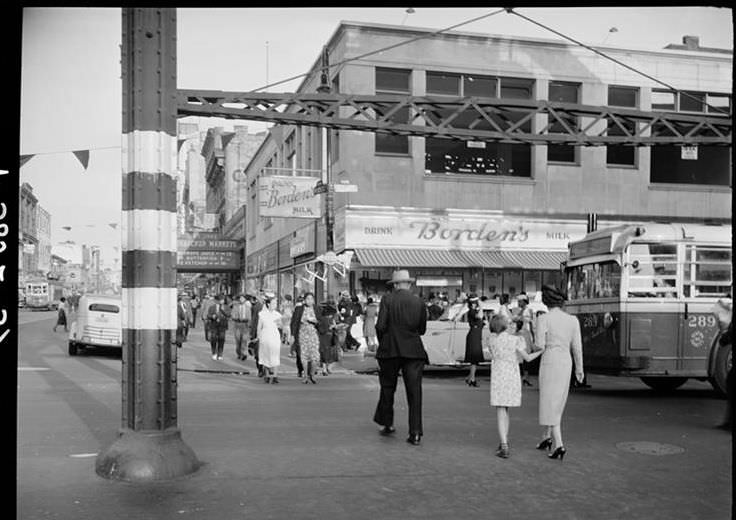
[463,75,496,97]
[684,246,732,297]
[549,81,579,103]
[566,262,621,300]
[651,145,731,185]
[627,243,678,297]
[376,67,411,92]
[679,91,705,112]
[376,133,409,154]
[424,138,530,177]
[608,86,637,107]
[89,303,120,313]
[500,77,534,99]
[548,82,579,163]
[651,90,676,111]
[706,94,731,114]
[427,72,460,96]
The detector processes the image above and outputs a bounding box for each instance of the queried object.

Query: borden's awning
[353,248,567,270]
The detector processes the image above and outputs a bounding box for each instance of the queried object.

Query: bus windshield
[567,261,621,300]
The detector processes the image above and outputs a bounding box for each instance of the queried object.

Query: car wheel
[68,342,78,356]
[709,341,731,398]
[640,376,688,392]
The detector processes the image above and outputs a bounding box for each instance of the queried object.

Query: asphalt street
[17,311,733,520]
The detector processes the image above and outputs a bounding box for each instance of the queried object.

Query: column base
[96,428,201,482]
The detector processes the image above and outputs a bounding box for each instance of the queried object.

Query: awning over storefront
[353,248,567,270]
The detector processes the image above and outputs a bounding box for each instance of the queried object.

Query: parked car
[68,294,122,355]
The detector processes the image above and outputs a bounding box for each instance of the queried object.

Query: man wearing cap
[231,293,252,361]
[373,269,429,446]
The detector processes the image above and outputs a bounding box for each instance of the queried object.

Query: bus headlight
[603,312,615,328]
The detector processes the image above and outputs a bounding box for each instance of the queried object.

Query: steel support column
[96,7,199,482]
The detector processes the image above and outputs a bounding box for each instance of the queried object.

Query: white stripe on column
[122,287,178,330]
[122,130,178,176]
[121,209,178,253]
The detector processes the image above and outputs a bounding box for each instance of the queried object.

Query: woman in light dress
[486,314,543,458]
[257,296,283,384]
[535,285,584,461]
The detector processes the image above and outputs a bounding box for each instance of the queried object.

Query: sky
[19,7,733,266]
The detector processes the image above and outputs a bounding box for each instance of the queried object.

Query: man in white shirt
[231,293,252,361]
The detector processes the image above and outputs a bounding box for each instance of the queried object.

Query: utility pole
[317,46,334,302]
[95,8,199,482]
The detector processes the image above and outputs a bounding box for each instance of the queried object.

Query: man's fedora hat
[388,269,415,285]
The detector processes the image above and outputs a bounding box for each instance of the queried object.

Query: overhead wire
[249,8,507,93]
[506,8,730,115]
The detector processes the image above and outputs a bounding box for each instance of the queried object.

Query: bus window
[567,261,621,300]
[684,246,732,298]
[627,243,678,297]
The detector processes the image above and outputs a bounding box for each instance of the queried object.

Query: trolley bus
[564,223,731,393]
[24,280,66,311]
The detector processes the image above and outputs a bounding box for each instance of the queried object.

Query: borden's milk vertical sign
[258,175,321,219]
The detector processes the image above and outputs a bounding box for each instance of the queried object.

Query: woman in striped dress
[298,292,321,384]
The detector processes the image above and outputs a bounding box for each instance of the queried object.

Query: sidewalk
[177,324,379,376]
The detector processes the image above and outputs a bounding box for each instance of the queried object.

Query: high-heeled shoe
[548,446,566,460]
[495,443,510,458]
[469,380,479,387]
[536,437,553,450]
[309,376,317,384]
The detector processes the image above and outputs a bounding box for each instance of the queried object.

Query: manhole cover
[616,441,685,456]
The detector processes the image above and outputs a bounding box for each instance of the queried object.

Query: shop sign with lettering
[289,225,315,258]
[344,207,588,251]
[258,175,321,219]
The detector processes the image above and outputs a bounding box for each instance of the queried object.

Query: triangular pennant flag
[109,223,118,229]
[177,139,185,152]
[72,150,90,170]
[20,155,35,167]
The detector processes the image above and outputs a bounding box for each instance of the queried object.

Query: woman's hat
[541,285,566,306]
[467,293,479,303]
[388,269,415,285]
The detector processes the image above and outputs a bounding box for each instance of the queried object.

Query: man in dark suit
[373,269,429,445]
[207,294,230,361]
[289,295,305,379]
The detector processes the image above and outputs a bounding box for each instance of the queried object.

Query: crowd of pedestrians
[173,271,589,457]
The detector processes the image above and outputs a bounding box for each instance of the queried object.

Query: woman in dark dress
[463,294,484,387]
[318,302,340,375]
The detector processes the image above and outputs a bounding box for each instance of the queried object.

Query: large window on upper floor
[606,86,638,167]
[375,67,411,155]
[424,72,533,177]
[547,81,580,164]
[650,89,731,186]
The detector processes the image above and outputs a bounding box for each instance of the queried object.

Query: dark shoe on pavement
[406,434,421,446]
[379,426,396,436]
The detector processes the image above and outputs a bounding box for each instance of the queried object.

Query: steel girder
[178,90,731,146]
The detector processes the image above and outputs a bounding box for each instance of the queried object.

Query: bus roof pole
[95,7,200,482]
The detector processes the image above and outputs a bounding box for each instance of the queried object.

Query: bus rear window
[89,303,120,313]
[684,246,731,297]
[567,261,621,300]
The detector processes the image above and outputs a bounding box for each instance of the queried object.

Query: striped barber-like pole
[120,7,179,432]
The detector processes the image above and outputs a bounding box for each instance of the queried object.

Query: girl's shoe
[496,443,510,458]
[536,437,553,451]
[271,377,279,384]
[548,447,566,460]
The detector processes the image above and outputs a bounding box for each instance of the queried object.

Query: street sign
[681,145,698,160]
[333,183,358,193]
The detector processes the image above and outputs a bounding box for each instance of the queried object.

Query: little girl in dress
[485,314,544,458]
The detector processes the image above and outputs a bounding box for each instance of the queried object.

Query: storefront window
[294,263,316,297]
[567,262,622,300]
